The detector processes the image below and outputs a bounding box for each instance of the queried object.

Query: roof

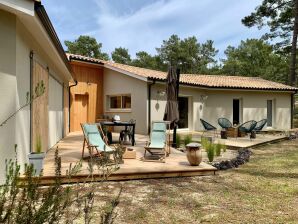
[34,2,71,73]
[67,53,298,92]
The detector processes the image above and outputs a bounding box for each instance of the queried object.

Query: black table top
[99,121,135,126]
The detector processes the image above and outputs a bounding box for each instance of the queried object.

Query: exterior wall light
[200,94,208,102]
[157,90,166,97]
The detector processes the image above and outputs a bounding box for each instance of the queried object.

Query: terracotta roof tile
[67,53,298,91]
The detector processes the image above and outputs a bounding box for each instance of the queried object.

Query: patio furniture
[220,129,228,139]
[142,121,169,163]
[81,123,115,160]
[254,119,267,132]
[200,119,218,138]
[238,120,257,139]
[119,119,136,144]
[100,121,136,146]
[123,148,136,159]
[227,126,246,138]
[218,118,233,129]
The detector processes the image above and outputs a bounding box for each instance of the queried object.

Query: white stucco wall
[203,90,292,130]
[151,83,204,131]
[103,68,148,134]
[151,82,293,131]
[0,9,69,183]
[0,9,17,183]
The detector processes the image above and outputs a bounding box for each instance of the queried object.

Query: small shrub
[35,135,42,153]
[201,137,210,149]
[176,134,181,148]
[201,138,218,162]
[215,143,222,156]
[184,134,192,146]
[222,144,227,152]
[205,143,215,162]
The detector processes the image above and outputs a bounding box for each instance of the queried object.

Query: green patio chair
[254,119,267,132]
[218,118,232,129]
[81,123,115,160]
[143,121,169,163]
[200,119,218,138]
[238,120,257,140]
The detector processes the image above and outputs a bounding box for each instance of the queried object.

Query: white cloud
[43,0,266,59]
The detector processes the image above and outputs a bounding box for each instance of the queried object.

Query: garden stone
[212,148,252,170]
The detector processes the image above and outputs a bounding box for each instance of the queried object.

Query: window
[110,96,122,109]
[108,95,131,110]
[122,95,131,108]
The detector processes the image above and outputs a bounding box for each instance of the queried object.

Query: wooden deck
[42,132,217,184]
[177,131,287,149]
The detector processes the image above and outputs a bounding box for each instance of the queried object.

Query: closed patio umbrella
[163,66,180,147]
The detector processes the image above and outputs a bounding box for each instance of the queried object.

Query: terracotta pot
[186,143,202,166]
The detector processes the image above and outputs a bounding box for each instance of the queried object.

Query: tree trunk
[289,0,298,86]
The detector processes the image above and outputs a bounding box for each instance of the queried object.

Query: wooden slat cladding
[32,61,49,152]
[70,61,103,132]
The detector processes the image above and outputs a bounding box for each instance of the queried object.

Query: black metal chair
[200,119,218,137]
[238,120,257,139]
[119,119,136,144]
[218,118,233,129]
[254,119,267,132]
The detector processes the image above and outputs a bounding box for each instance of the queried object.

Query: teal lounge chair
[81,123,115,159]
[143,121,169,163]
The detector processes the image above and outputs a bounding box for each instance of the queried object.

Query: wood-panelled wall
[69,61,104,132]
[32,61,49,152]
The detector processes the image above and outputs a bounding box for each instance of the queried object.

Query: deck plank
[42,132,216,183]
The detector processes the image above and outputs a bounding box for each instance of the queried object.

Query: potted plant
[28,135,45,175]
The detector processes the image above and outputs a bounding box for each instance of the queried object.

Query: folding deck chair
[81,123,115,160]
[142,121,170,163]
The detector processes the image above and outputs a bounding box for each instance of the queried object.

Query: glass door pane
[233,99,240,125]
[267,100,273,127]
[178,97,188,128]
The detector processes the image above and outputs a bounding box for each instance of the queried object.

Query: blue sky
[42,0,266,60]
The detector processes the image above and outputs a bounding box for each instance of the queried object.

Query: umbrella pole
[172,125,177,148]
[172,68,180,148]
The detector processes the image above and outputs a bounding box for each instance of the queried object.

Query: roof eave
[34,2,72,75]
[148,77,298,93]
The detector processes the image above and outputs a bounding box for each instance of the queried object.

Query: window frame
[107,94,132,112]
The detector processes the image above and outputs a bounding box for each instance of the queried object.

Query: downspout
[148,79,156,134]
[29,51,34,152]
[68,80,78,132]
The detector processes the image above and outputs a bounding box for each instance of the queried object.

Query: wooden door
[72,94,88,131]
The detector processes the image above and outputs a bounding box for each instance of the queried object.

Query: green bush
[0,146,121,223]
[222,144,227,153]
[215,143,222,156]
[176,134,181,148]
[201,137,210,149]
[205,142,215,162]
[35,135,42,153]
[184,134,192,146]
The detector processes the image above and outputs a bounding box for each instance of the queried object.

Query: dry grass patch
[75,139,298,223]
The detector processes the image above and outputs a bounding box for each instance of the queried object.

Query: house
[1,0,297,184]
[68,54,298,135]
[0,0,72,182]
